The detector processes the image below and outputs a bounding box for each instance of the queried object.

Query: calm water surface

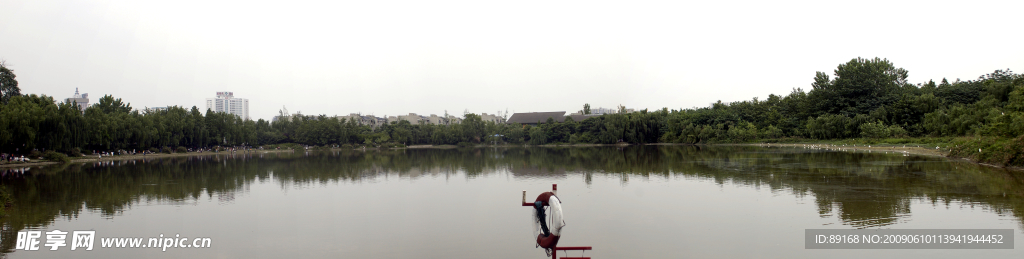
[1,146,1022,258]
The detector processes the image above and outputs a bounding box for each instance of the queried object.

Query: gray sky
[2,0,1022,121]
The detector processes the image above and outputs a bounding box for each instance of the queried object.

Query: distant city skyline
[3,0,1022,121]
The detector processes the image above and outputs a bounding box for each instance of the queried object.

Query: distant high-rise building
[65,88,89,112]
[206,92,249,120]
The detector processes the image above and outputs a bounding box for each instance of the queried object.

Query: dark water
[1,146,1022,258]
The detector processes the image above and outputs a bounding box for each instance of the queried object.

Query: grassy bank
[752,136,958,147]
[802,136,1024,168]
[747,136,1024,168]
[948,136,1024,167]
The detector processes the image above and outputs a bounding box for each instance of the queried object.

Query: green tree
[0,95,54,152]
[461,114,485,143]
[0,62,20,105]
[528,126,546,145]
[810,57,909,116]
[94,95,133,114]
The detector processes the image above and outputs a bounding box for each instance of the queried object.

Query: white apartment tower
[65,88,89,112]
[206,92,250,120]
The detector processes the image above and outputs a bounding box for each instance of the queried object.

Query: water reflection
[1,146,1023,255]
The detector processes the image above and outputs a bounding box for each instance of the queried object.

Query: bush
[29,150,42,159]
[761,125,784,139]
[949,136,1024,167]
[148,147,159,153]
[528,127,547,145]
[806,114,860,139]
[176,146,188,153]
[859,121,888,138]
[457,142,474,148]
[574,132,596,144]
[887,124,908,138]
[860,121,909,139]
[42,150,70,163]
[71,148,83,157]
[161,146,173,154]
[342,144,353,149]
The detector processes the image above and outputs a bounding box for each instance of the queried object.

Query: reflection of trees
[652,147,1024,229]
[3,146,1024,255]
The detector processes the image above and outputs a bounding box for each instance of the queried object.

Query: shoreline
[406,143,631,149]
[0,143,635,168]
[731,143,1023,171]
[730,143,949,157]
[3,143,1017,171]
[0,149,296,168]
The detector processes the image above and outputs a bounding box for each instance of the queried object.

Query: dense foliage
[0,57,1021,157]
[657,58,1022,144]
[0,62,19,105]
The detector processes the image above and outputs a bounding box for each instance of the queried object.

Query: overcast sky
[2,0,1022,121]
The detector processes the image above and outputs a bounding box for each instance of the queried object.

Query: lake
[1,146,1022,258]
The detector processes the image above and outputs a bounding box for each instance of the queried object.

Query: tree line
[657,58,1022,144]
[1,57,1022,156]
